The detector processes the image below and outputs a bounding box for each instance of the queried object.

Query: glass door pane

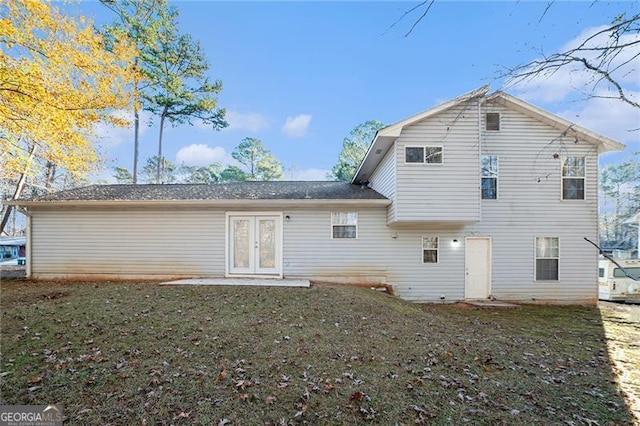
[232,218,251,269]
[258,218,276,269]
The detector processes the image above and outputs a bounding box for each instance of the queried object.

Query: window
[561,157,585,200]
[405,146,443,164]
[486,113,500,131]
[331,212,357,239]
[422,236,438,263]
[613,267,640,280]
[535,237,559,281]
[481,155,498,199]
[598,268,605,278]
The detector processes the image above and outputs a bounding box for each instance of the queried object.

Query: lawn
[1,279,637,425]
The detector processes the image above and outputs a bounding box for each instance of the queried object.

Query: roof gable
[352,87,625,184]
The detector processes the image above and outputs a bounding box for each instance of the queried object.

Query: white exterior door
[228,214,282,276]
[465,237,491,299]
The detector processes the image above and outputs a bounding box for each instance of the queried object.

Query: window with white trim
[481,155,498,199]
[561,157,585,200]
[422,236,439,263]
[405,146,443,164]
[486,112,500,131]
[535,237,559,281]
[331,212,357,239]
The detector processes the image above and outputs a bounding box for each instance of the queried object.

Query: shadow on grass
[0,280,637,424]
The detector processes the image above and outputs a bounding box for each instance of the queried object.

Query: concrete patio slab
[160,278,311,288]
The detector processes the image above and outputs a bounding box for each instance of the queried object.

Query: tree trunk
[133,105,140,184]
[133,60,140,185]
[44,162,57,190]
[156,108,168,183]
[0,144,36,235]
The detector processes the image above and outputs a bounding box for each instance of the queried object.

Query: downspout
[16,206,31,278]
[478,96,483,223]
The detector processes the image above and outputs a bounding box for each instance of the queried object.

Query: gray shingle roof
[27,182,387,202]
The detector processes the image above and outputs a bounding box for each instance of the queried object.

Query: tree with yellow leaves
[0,0,136,233]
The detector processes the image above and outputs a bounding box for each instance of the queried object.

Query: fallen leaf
[28,376,42,384]
[349,391,364,402]
[217,365,227,382]
[265,395,276,405]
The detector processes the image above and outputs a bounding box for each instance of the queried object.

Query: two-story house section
[353,86,624,304]
[9,87,624,305]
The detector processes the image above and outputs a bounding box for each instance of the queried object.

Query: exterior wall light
[452,238,460,247]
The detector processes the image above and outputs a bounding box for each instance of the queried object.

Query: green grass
[0,280,637,425]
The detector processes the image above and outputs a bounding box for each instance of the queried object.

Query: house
[0,236,26,260]
[7,87,625,304]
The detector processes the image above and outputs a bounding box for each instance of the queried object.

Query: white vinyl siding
[393,102,481,224]
[30,208,225,278]
[368,146,397,223]
[282,208,467,301]
[475,100,598,302]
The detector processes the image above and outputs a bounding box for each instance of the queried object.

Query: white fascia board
[489,92,626,154]
[12,198,392,209]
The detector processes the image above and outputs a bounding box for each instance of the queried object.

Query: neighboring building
[0,236,26,260]
[7,87,625,304]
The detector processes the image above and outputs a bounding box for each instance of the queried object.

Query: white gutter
[7,198,392,208]
[478,95,483,222]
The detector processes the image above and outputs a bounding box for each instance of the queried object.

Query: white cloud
[556,91,640,150]
[92,110,152,148]
[285,168,330,181]
[281,114,312,138]
[226,110,269,132]
[175,144,232,166]
[510,25,640,104]
[196,110,269,133]
[505,25,639,152]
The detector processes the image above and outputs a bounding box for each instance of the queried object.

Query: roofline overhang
[352,85,490,184]
[7,198,392,209]
[487,92,626,154]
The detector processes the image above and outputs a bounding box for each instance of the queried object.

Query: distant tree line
[113,137,284,184]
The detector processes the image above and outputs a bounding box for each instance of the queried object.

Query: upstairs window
[535,237,559,281]
[405,146,443,164]
[331,212,357,239]
[422,236,439,263]
[481,155,498,199]
[486,113,500,131]
[561,157,585,200]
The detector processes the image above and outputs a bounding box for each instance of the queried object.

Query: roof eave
[490,92,626,153]
[8,198,392,208]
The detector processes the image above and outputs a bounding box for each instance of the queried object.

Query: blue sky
[72,1,640,182]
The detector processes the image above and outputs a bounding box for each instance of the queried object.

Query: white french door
[228,214,282,276]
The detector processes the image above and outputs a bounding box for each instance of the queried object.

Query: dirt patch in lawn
[0,280,637,425]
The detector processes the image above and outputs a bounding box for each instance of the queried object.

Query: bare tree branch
[383,0,434,37]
